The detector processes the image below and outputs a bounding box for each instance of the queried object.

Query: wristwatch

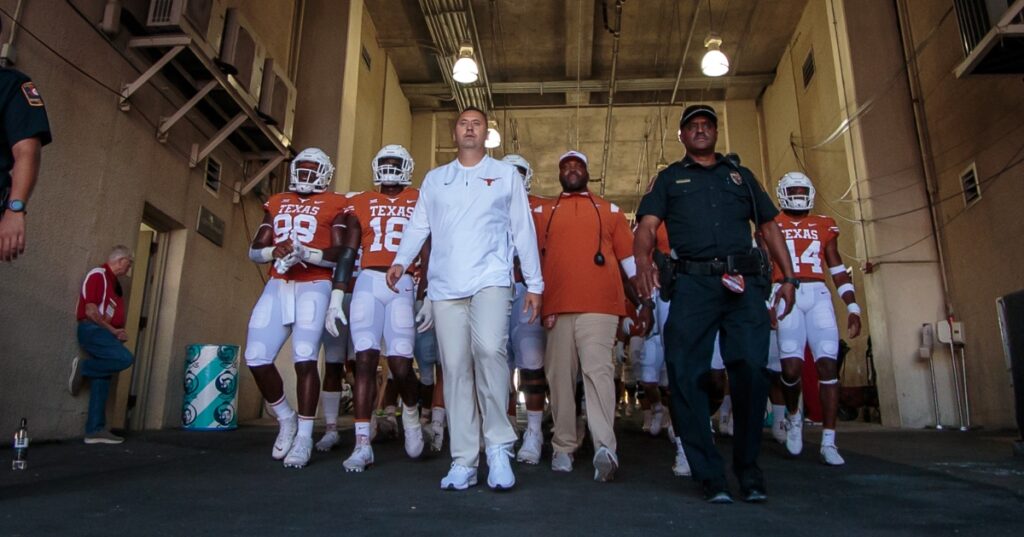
[6,199,25,213]
[781,277,800,288]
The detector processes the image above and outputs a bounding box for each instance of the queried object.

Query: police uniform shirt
[636,153,778,260]
[1,68,52,191]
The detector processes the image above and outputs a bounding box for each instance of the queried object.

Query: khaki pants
[433,286,517,467]
[544,313,618,454]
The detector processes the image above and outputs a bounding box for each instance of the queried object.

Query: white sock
[402,403,420,426]
[822,428,836,447]
[321,391,341,429]
[719,395,732,415]
[384,405,397,417]
[527,410,543,434]
[355,421,370,439]
[652,402,664,413]
[788,410,802,423]
[297,417,314,438]
[272,399,295,421]
[772,404,786,426]
[431,407,446,425]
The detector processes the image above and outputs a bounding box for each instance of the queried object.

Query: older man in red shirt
[69,245,135,444]
[534,150,638,482]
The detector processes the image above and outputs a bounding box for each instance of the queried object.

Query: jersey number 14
[787,239,823,274]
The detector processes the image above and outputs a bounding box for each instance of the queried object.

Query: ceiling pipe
[417,0,495,113]
[597,0,625,196]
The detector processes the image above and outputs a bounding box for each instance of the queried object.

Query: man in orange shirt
[535,150,637,482]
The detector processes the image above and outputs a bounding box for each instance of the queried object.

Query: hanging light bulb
[485,120,502,149]
[701,33,730,77]
[452,41,479,84]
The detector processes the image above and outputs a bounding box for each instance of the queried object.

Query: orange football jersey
[345,188,419,269]
[772,214,840,282]
[263,191,348,282]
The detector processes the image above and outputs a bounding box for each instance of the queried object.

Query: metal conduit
[597,0,625,196]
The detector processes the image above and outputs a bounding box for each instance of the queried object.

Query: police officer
[633,104,797,504]
[0,18,52,262]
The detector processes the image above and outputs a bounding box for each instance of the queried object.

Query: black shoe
[702,481,734,504]
[742,487,768,503]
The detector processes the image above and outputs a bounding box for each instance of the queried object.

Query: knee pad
[244,343,272,367]
[418,366,435,386]
[778,337,802,357]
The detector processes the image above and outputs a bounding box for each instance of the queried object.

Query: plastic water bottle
[12,418,28,471]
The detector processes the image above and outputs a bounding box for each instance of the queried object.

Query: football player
[412,266,447,452]
[325,144,428,472]
[772,172,862,465]
[500,154,548,465]
[245,148,347,468]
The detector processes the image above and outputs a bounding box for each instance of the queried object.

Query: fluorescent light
[701,34,730,77]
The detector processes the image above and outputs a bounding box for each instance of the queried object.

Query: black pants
[663,272,771,490]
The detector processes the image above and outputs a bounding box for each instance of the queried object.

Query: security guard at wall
[0,18,52,262]
[633,104,798,504]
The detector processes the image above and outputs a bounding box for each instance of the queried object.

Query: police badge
[730,171,743,185]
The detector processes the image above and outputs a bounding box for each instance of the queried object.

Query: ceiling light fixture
[701,33,730,77]
[485,120,501,149]
[452,41,479,84]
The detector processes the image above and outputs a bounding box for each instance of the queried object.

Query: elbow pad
[249,246,275,264]
[332,247,358,286]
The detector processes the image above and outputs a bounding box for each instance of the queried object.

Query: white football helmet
[777,171,816,210]
[372,144,414,186]
[502,154,533,192]
[290,148,334,194]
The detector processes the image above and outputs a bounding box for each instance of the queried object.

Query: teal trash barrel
[182,344,239,430]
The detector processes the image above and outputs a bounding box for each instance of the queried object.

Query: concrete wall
[896,0,1024,428]
[0,0,358,439]
[758,0,1020,428]
[407,101,767,212]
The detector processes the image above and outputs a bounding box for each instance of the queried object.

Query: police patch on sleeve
[21,82,44,107]
[729,171,743,185]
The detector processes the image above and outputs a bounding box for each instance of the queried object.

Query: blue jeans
[77,322,135,434]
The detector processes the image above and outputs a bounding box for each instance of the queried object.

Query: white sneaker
[820,444,846,466]
[315,430,340,452]
[283,436,313,468]
[592,446,618,482]
[772,419,787,445]
[650,406,665,436]
[516,429,542,465]
[404,424,425,459]
[343,444,374,472]
[271,415,298,460]
[784,414,803,456]
[430,420,445,452]
[718,411,734,437]
[440,463,478,490]
[486,443,516,490]
[673,446,691,476]
[551,450,574,472]
[642,409,653,432]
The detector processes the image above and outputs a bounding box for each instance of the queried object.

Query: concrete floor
[2,416,1022,537]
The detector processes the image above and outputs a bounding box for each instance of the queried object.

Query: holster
[653,250,676,302]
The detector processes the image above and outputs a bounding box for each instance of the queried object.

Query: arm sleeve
[610,208,633,261]
[510,172,544,294]
[4,77,52,147]
[635,172,669,220]
[747,172,780,225]
[393,179,431,268]
[81,272,105,307]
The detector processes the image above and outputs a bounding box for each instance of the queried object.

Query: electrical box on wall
[196,206,225,246]
[937,320,966,345]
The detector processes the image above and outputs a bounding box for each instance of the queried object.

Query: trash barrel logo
[181,344,239,430]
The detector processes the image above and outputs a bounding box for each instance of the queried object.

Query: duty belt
[676,254,763,276]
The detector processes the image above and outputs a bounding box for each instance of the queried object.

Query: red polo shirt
[76,263,126,328]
